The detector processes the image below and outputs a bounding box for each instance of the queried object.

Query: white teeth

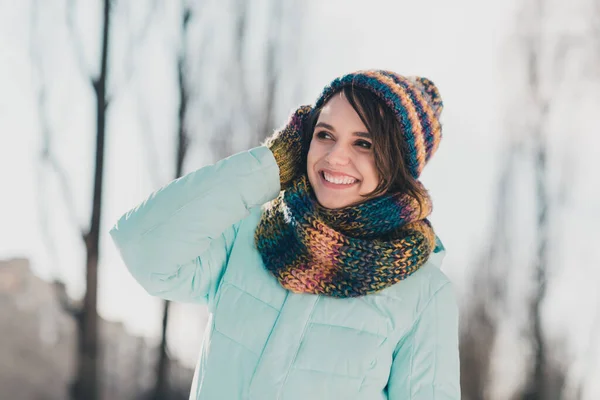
[323,172,357,185]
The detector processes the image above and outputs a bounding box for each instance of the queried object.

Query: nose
[325,142,350,166]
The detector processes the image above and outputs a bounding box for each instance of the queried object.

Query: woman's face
[306,92,380,209]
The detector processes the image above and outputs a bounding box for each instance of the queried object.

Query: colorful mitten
[263,105,313,190]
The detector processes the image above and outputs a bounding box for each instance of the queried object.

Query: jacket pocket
[291,296,391,378]
[291,322,386,379]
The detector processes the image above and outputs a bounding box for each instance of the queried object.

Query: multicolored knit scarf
[254,175,437,298]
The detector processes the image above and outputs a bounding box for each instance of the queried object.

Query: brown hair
[301,85,428,212]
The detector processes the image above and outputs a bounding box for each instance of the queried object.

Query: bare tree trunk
[259,0,282,139]
[516,0,577,397]
[459,141,519,400]
[523,118,550,400]
[154,300,171,399]
[461,0,582,396]
[33,0,156,398]
[519,1,550,398]
[71,1,111,399]
[153,5,192,399]
[523,117,550,400]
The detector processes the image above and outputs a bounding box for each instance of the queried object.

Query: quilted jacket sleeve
[387,282,461,399]
[109,146,280,309]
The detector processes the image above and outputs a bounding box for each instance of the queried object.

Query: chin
[316,197,346,209]
[313,190,361,209]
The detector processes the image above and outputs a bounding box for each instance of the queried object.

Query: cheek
[362,157,380,189]
[306,139,322,168]
[306,141,318,179]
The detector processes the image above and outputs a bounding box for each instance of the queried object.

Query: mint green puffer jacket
[110,146,461,400]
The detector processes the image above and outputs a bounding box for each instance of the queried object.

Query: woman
[110,70,460,399]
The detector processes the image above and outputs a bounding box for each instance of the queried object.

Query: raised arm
[109,147,280,308]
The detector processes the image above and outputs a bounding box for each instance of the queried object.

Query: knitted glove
[264,105,313,190]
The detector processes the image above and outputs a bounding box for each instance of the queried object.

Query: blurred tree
[460,0,600,398]
[65,1,111,398]
[152,2,193,398]
[460,145,516,400]
[520,2,553,397]
[192,0,306,160]
[146,1,307,398]
[30,0,156,398]
[31,0,305,398]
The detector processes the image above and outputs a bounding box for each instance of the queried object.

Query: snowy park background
[1,0,599,398]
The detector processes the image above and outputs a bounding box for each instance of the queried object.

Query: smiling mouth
[320,171,359,187]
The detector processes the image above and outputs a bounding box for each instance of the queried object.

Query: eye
[355,140,372,149]
[315,131,332,140]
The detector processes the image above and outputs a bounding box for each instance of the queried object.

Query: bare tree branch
[52,280,83,318]
[134,94,165,188]
[233,0,250,112]
[107,0,160,102]
[259,0,282,142]
[30,0,84,287]
[66,0,91,79]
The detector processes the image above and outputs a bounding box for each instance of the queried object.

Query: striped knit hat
[314,70,444,180]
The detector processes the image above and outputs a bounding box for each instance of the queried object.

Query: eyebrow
[315,122,371,139]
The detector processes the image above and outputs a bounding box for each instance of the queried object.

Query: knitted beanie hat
[314,70,444,180]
